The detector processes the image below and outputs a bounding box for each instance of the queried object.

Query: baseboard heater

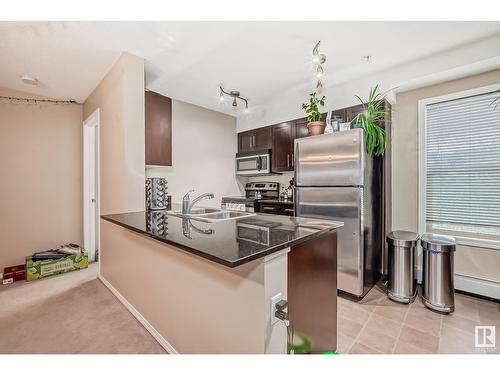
[415,267,500,300]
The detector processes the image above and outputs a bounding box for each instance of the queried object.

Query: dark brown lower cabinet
[145,91,172,166]
[257,202,294,216]
[288,231,338,353]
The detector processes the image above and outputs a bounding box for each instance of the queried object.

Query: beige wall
[392,69,500,283]
[100,220,287,353]
[146,100,242,206]
[83,52,145,215]
[0,87,83,270]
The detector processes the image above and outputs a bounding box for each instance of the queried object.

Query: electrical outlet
[271,292,282,325]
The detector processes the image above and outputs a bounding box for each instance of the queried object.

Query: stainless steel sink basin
[188,208,221,215]
[195,211,255,222]
[167,208,221,216]
[165,208,255,222]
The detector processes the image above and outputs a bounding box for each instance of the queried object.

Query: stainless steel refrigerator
[294,128,383,297]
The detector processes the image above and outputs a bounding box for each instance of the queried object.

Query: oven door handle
[257,156,262,171]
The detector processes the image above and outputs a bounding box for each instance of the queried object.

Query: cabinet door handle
[249,136,252,149]
[287,154,290,168]
[253,135,256,148]
[291,153,294,167]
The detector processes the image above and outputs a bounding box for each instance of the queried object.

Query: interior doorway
[83,109,100,262]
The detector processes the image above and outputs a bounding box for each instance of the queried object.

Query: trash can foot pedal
[388,289,417,304]
[422,297,454,314]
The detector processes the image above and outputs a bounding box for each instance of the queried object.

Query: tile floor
[2,265,498,354]
[337,283,500,354]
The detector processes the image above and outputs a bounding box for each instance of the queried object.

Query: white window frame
[418,83,500,251]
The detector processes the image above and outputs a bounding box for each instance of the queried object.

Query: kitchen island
[100,209,343,354]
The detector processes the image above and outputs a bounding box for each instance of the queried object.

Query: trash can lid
[420,233,456,252]
[387,231,419,247]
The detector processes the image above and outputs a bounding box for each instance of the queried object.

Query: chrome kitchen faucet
[182,190,215,215]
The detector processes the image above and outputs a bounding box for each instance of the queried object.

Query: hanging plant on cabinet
[351,85,388,157]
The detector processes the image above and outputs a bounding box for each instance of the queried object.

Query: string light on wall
[312,40,327,93]
[219,86,249,113]
[0,95,79,105]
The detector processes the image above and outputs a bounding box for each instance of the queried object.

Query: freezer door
[295,187,364,296]
[294,129,364,187]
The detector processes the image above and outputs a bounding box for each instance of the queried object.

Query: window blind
[425,91,500,231]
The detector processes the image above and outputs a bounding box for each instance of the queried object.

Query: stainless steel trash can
[386,231,418,303]
[421,233,456,313]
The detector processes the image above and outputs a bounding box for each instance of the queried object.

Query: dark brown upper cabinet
[293,117,309,140]
[345,104,365,123]
[238,126,272,153]
[236,101,390,172]
[145,91,172,166]
[272,122,294,172]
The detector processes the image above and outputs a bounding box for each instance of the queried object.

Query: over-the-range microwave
[236,150,276,176]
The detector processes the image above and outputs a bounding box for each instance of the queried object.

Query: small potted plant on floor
[302,92,326,135]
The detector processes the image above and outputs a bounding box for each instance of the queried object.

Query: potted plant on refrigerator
[351,85,388,157]
[302,92,326,135]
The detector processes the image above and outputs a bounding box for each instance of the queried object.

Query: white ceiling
[1,21,500,116]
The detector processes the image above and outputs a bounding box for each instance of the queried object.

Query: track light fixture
[219,86,249,113]
[312,41,327,93]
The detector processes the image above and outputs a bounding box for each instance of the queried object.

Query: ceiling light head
[219,91,225,102]
[232,97,237,107]
[316,80,323,93]
[316,65,324,79]
[244,104,249,113]
[19,75,39,86]
[313,54,326,65]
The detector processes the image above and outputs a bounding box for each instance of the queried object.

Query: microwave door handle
[257,156,262,171]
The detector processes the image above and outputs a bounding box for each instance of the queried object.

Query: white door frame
[83,109,100,262]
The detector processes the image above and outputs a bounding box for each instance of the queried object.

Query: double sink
[166,207,255,223]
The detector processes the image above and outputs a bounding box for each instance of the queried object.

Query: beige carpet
[0,264,166,354]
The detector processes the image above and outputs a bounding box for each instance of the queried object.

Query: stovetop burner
[222,181,280,212]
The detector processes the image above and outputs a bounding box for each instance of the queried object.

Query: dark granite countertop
[101,207,343,268]
[258,199,294,206]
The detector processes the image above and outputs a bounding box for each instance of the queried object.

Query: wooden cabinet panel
[257,202,294,216]
[272,122,293,172]
[259,203,281,215]
[145,91,172,166]
[294,117,309,140]
[238,131,254,153]
[345,104,365,123]
[254,127,272,150]
[238,127,271,153]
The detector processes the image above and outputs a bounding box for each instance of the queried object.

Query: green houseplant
[302,92,326,135]
[352,85,388,157]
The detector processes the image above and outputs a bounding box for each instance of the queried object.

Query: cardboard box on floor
[26,250,88,281]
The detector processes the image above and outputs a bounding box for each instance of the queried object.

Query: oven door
[236,153,270,175]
